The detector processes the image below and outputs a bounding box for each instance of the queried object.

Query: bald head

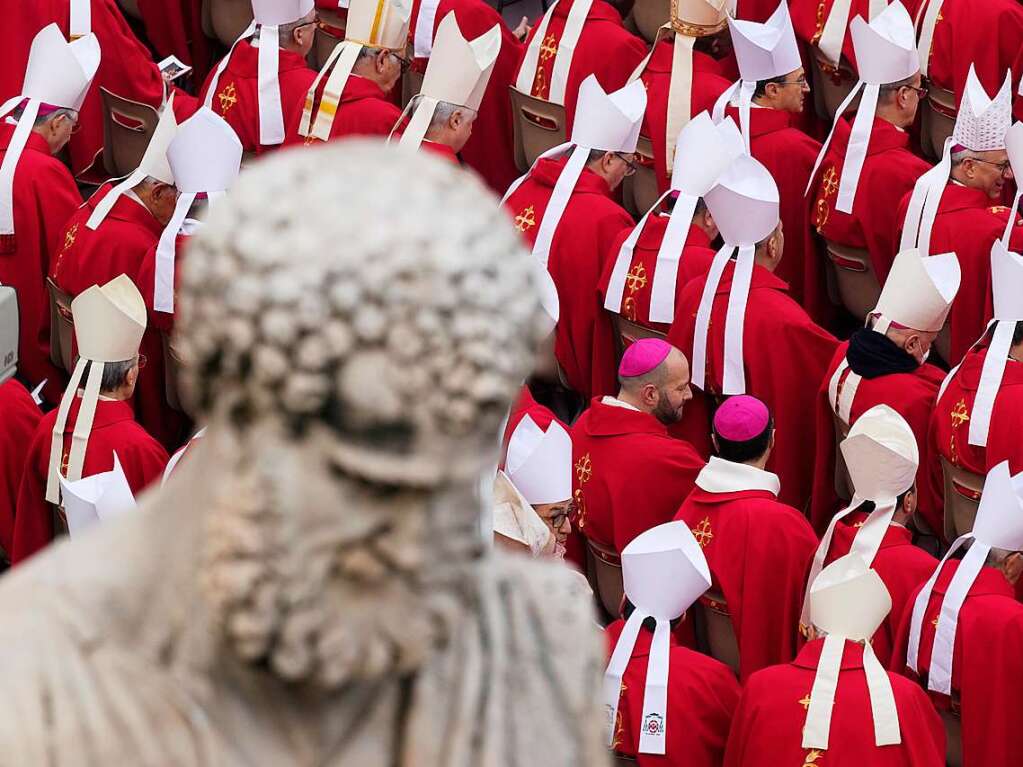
[617,345,693,424]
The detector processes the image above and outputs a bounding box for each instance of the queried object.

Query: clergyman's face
[652,352,693,425]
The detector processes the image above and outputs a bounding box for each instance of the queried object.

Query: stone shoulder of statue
[0,143,607,766]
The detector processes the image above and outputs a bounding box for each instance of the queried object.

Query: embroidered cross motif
[574,488,588,530]
[821,166,839,198]
[799,694,812,711]
[63,223,79,252]
[625,263,648,293]
[814,198,830,232]
[810,0,826,43]
[539,34,558,62]
[692,516,714,548]
[575,453,592,485]
[217,82,239,114]
[611,681,628,750]
[623,296,638,322]
[60,449,69,476]
[803,750,824,766]
[951,398,970,429]
[514,205,537,232]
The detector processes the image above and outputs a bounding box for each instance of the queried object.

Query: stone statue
[0,143,607,766]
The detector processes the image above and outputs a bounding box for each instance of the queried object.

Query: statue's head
[175,143,547,687]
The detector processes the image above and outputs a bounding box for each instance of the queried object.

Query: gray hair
[253,15,314,46]
[10,105,76,128]
[427,101,461,131]
[85,358,138,392]
[950,148,979,168]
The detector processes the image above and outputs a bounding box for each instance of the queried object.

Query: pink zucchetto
[619,338,673,378]
[713,395,770,441]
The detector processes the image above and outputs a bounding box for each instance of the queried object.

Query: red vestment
[895,184,1023,364]
[928,348,1023,499]
[668,262,839,510]
[724,639,945,767]
[571,397,703,551]
[674,475,818,680]
[640,44,733,194]
[199,40,317,155]
[823,514,937,667]
[725,105,829,323]
[0,126,81,404]
[811,116,931,285]
[810,341,945,534]
[605,619,740,766]
[503,157,633,398]
[921,0,1023,122]
[52,185,187,451]
[409,0,522,192]
[134,233,191,335]
[0,0,197,177]
[516,0,647,134]
[136,0,213,81]
[298,75,402,145]
[789,0,926,68]
[891,561,1023,766]
[0,379,42,557]
[504,385,565,443]
[12,397,168,565]
[419,140,459,164]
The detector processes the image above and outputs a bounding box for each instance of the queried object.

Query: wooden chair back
[612,753,637,766]
[630,0,670,43]
[610,314,668,366]
[100,87,161,178]
[163,333,185,413]
[117,0,143,21]
[692,591,740,675]
[921,85,956,162]
[809,48,858,122]
[831,409,853,501]
[621,135,658,218]
[509,86,567,172]
[586,537,624,622]
[312,8,346,69]
[934,319,952,367]
[46,277,76,375]
[206,0,254,47]
[824,239,881,322]
[940,704,962,767]
[940,456,984,543]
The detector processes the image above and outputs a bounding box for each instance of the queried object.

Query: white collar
[601,395,641,412]
[695,456,780,496]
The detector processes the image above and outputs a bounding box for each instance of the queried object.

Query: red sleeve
[36,162,84,268]
[11,427,54,566]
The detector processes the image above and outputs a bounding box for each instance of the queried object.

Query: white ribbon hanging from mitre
[300,0,411,140]
[154,108,242,314]
[0,24,100,242]
[914,0,942,79]
[602,521,711,755]
[902,67,1012,253]
[803,554,900,750]
[906,461,1023,694]
[59,452,138,536]
[691,153,779,394]
[800,405,918,631]
[69,0,93,39]
[86,93,179,230]
[806,2,919,214]
[870,247,960,335]
[515,0,593,107]
[605,114,742,324]
[395,13,500,150]
[818,0,888,67]
[711,2,801,152]
[46,276,147,505]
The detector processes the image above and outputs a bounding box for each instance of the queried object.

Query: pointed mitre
[871,248,960,333]
[505,415,572,506]
[672,0,733,36]
[953,65,1013,152]
[850,2,919,86]
[809,554,891,640]
[972,461,1023,550]
[168,108,243,195]
[73,275,147,363]
[571,76,647,152]
[729,2,801,82]
[841,404,918,504]
[703,154,780,247]
[251,0,313,25]
[420,13,500,111]
[671,113,744,196]
[346,0,412,48]
[623,520,711,620]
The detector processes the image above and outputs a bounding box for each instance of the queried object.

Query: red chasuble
[811,116,931,285]
[673,464,819,680]
[419,140,460,164]
[895,184,1023,364]
[503,157,633,399]
[0,126,81,404]
[199,40,317,155]
[639,44,733,195]
[297,75,403,145]
[0,380,42,558]
[51,185,184,451]
[668,262,839,510]
[891,561,1023,766]
[810,341,945,535]
[823,513,937,668]
[409,0,522,193]
[12,397,168,565]
[921,0,1023,122]
[0,0,197,177]
[928,348,1023,499]
[136,0,212,81]
[605,619,740,766]
[724,105,829,324]
[515,0,647,134]
[570,398,704,551]
[724,638,945,767]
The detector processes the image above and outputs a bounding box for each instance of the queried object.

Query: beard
[652,391,683,425]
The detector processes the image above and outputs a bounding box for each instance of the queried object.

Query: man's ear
[1003,552,1023,585]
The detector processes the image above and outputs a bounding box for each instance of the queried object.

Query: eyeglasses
[775,76,808,87]
[614,152,638,176]
[970,157,1014,176]
[295,13,320,31]
[389,51,412,75]
[544,502,576,529]
[137,354,147,370]
[900,83,929,98]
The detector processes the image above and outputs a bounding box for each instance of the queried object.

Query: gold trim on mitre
[671,0,730,37]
